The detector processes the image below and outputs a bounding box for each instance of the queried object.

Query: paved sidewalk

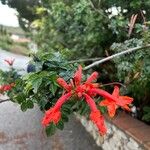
[0,101,101,150]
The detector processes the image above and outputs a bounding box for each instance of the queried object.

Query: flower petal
[112,86,120,98]
[90,111,107,135]
[74,65,82,86]
[54,92,72,111]
[99,99,111,106]
[117,96,133,107]
[90,88,118,102]
[107,104,116,118]
[83,93,97,112]
[100,99,116,117]
[42,108,61,126]
[4,58,15,66]
[85,72,99,83]
[57,78,71,91]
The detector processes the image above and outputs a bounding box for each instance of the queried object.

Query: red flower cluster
[4,58,15,66]
[0,83,15,93]
[42,65,133,135]
[99,86,133,117]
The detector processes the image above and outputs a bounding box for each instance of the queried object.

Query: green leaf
[50,83,57,96]
[56,120,64,130]
[26,100,34,109]
[143,107,150,113]
[24,82,32,94]
[98,106,107,114]
[142,113,150,122]
[63,103,73,109]
[15,93,26,104]
[46,123,56,136]
[62,106,71,115]
[39,98,48,110]
[80,104,89,115]
[21,102,27,112]
[62,113,69,122]
[32,78,43,93]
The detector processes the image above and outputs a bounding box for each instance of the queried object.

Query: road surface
[0,49,30,73]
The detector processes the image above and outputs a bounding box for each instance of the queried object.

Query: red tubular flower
[90,111,107,135]
[42,92,72,126]
[54,92,72,111]
[85,72,99,83]
[114,86,133,109]
[99,86,133,117]
[57,78,71,92]
[3,85,12,91]
[89,88,119,102]
[83,93,107,135]
[42,65,133,136]
[0,85,3,91]
[74,65,82,86]
[75,85,85,98]
[4,58,15,66]
[100,100,116,117]
[83,93,97,112]
[0,83,15,93]
[42,108,61,126]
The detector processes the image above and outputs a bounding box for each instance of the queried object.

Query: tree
[31,0,150,58]
[0,0,40,31]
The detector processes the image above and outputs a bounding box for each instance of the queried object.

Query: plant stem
[100,82,126,88]
[0,99,10,104]
[68,57,103,63]
[84,44,150,70]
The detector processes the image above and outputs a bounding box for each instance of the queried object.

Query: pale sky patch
[0,2,19,27]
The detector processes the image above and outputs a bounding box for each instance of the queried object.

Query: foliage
[111,35,150,120]
[0,0,39,31]
[0,59,20,95]
[142,107,150,122]
[7,53,86,134]
[0,25,13,50]
[0,35,29,56]
[31,0,150,59]
[0,35,12,51]
[1,25,24,35]
[32,0,110,58]
[9,53,77,111]
[0,25,30,55]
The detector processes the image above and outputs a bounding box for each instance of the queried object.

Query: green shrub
[111,37,150,120]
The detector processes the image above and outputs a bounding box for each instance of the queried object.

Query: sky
[0,2,19,27]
